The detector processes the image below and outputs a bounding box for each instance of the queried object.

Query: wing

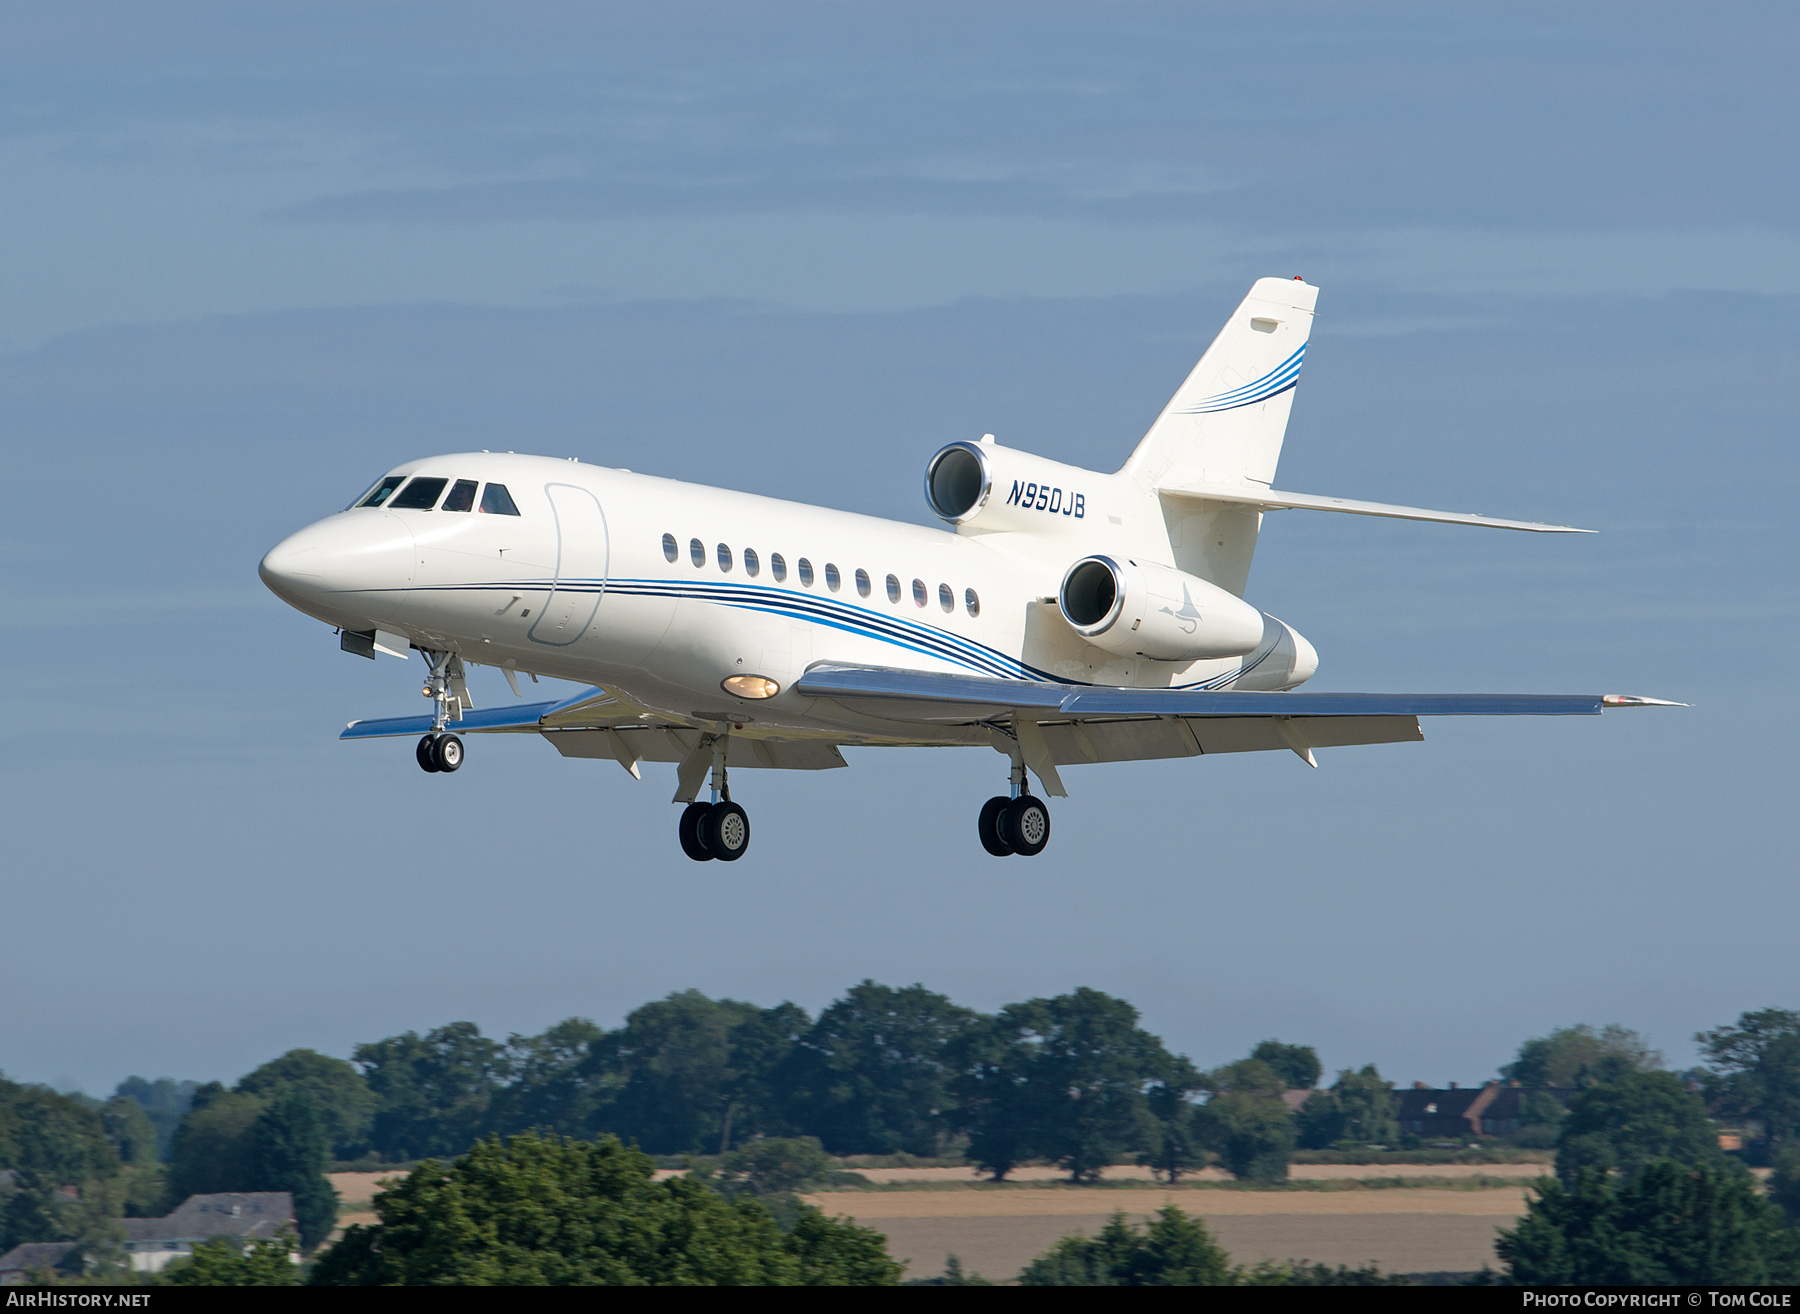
[793,664,1680,795]
[340,685,848,779]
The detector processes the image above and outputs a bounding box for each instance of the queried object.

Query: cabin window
[479,483,521,515]
[690,538,705,567]
[965,588,980,617]
[662,533,678,562]
[744,548,760,577]
[798,558,815,587]
[717,543,733,573]
[354,475,405,509]
[855,568,871,598]
[441,479,478,513]
[824,563,841,592]
[939,583,954,612]
[886,574,901,603]
[391,477,449,510]
[771,553,787,582]
[912,578,927,607]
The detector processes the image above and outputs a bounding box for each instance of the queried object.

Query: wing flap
[794,664,1609,720]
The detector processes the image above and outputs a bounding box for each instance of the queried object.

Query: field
[802,1167,1531,1279]
[327,1162,1540,1280]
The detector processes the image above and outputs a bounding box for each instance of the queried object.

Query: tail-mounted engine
[1058,555,1265,662]
[925,439,1117,535]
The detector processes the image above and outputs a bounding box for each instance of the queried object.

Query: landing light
[722,675,780,700]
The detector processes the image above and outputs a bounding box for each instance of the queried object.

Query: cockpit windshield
[390,477,449,510]
[353,475,405,508]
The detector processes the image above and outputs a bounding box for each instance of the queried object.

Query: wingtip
[1602,695,1688,708]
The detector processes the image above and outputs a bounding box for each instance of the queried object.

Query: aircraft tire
[1006,795,1050,856]
[679,802,716,862]
[417,735,441,773]
[433,734,464,773]
[702,801,751,862]
[978,796,1015,856]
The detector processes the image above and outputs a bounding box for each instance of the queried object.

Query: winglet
[1602,695,1688,708]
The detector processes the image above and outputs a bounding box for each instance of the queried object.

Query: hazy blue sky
[2,2,1794,1096]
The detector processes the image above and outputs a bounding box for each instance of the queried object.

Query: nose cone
[260,512,415,625]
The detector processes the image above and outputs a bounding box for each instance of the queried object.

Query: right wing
[794,664,1680,795]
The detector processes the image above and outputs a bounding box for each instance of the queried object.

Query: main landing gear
[677,733,751,862]
[977,754,1050,857]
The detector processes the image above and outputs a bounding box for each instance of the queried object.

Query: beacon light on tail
[260,276,1679,863]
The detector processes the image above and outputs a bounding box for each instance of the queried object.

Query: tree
[1332,1065,1399,1146]
[715,1137,835,1198]
[236,1049,377,1160]
[1497,1163,1800,1285]
[308,1132,899,1286]
[1250,1041,1321,1090]
[112,1078,200,1161]
[247,1097,338,1250]
[165,1091,265,1204]
[0,1170,80,1253]
[1555,1071,1729,1184]
[162,1233,299,1286]
[1696,1009,1800,1147]
[1200,1061,1294,1183]
[486,1018,608,1139]
[1139,1057,1209,1182]
[1019,1207,1233,1286]
[0,1078,123,1185]
[100,1099,159,1170]
[1769,1141,1800,1223]
[1504,1024,1663,1089]
[948,1014,1035,1181]
[1007,989,1171,1182]
[353,1022,506,1161]
[585,991,802,1155]
[779,981,978,1156]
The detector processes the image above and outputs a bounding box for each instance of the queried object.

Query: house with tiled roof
[0,1242,82,1285]
[120,1192,296,1274]
[1395,1080,1576,1139]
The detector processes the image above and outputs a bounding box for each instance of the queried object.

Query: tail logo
[1157,585,1203,634]
[1177,343,1305,415]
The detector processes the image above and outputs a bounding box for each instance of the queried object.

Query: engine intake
[924,442,993,523]
[1058,555,1265,662]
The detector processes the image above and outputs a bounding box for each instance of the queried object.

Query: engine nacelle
[1058,555,1265,662]
[925,439,1115,535]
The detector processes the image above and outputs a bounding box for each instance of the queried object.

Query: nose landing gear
[675,733,751,861]
[414,649,470,776]
[977,753,1050,856]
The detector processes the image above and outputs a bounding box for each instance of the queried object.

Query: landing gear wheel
[1005,795,1050,856]
[978,796,1015,856]
[679,802,716,862]
[432,734,464,773]
[701,801,751,862]
[417,735,441,773]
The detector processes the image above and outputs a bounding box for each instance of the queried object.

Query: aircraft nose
[259,513,415,619]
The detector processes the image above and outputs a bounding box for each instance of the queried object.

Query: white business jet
[259,277,1677,863]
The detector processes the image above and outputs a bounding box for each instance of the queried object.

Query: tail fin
[1121,277,1318,490]
[1120,278,1319,596]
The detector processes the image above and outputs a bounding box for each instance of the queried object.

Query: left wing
[793,664,1681,795]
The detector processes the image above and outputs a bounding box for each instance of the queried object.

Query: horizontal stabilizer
[1155,479,1593,533]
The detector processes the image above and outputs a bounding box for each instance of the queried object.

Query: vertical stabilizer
[1120,278,1319,595]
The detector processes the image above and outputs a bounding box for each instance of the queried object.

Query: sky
[2,1,1795,1098]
